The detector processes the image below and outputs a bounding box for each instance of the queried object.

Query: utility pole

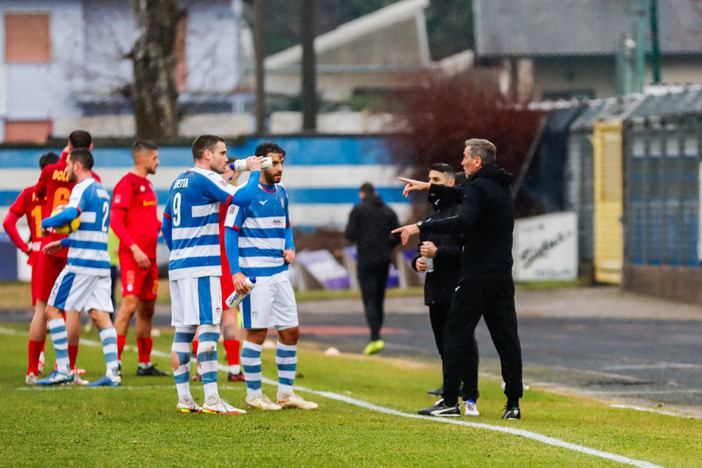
[650,0,661,84]
[635,0,647,93]
[301,0,317,132]
[254,0,266,134]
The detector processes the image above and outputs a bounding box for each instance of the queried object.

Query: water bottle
[230,157,272,172]
[423,257,434,273]
[225,277,257,308]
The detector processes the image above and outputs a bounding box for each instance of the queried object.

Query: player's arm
[3,210,30,254]
[282,190,295,263]
[41,206,80,228]
[110,207,150,269]
[161,214,172,250]
[344,206,360,242]
[223,205,252,294]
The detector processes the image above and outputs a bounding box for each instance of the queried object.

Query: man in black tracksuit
[394,139,523,420]
[410,163,473,396]
[345,182,400,355]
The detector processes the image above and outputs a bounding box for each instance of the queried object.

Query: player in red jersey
[220,159,245,381]
[111,140,168,376]
[34,130,98,381]
[3,152,59,384]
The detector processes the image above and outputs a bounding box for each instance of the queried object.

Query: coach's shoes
[362,340,385,355]
[176,395,202,414]
[36,369,74,386]
[202,396,246,414]
[464,399,479,416]
[246,394,282,410]
[87,375,121,387]
[25,372,37,385]
[276,393,318,410]
[137,364,170,376]
[418,398,460,417]
[501,406,521,420]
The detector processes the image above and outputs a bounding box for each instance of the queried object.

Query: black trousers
[357,262,389,341]
[429,301,451,358]
[442,273,523,406]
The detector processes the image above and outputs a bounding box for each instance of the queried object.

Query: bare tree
[130,0,183,140]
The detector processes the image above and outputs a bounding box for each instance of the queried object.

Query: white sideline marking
[3,327,661,467]
[611,404,697,419]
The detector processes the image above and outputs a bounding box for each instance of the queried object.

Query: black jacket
[421,164,514,277]
[345,193,401,267]
[411,190,463,305]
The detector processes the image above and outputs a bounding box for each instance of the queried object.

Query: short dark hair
[192,135,224,161]
[39,152,59,169]
[255,142,286,157]
[359,182,375,196]
[465,138,496,165]
[69,148,94,171]
[454,173,469,188]
[429,163,456,178]
[69,130,92,149]
[132,139,158,157]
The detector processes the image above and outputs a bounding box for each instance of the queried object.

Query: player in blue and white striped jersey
[161,134,263,415]
[37,148,121,387]
[224,142,318,411]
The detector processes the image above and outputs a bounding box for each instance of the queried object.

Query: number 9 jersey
[64,178,112,276]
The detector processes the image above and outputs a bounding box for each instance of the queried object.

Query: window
[4,13,51,63]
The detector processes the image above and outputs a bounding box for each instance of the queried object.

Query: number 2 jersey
[35,151,101,258]
[64,178,112,276]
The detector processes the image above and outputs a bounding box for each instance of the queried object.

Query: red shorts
[36,252,67,302]
[119,254,158,300]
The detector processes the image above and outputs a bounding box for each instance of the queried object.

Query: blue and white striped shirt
[224,183,292,278]
[65,178,111,276]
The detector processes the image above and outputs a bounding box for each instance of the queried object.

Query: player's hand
[43,240,63,255]
[420,241,437,258]
[398,177,430,197]
[246,156,264,172]
[283,248,295,264]
[62,145,71,157]
[232,272,251,295]
[131,245,151,269]
[415,257,427,273]
[391,223,419,245]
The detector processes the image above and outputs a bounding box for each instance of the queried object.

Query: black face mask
[427,191,440,205]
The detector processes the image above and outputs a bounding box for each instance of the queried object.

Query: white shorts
[170,276,222,326]
[240,272,298,330]
[48,269,113,314]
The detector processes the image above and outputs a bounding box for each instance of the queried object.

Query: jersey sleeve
[201,172,239,204]
[35,165,50,200]
[223,203,243,230]
[8,188,27,216]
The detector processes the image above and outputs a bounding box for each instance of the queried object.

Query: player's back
[65,178,111,276]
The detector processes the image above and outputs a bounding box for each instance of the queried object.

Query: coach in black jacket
[410,163,475,396]
[394,139,523,420]
[345,183,400,355]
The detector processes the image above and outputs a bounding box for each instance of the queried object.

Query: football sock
[197,324,220,401]
[276,342,297,396]
[28,340,44,375]
[223,338,241,368]
[241,340,263,397]
[172,327,196,400]
[137,337,153,365]
[117,335,126,361]
[98,327,120,378]
[48,319,70,374]
[68,344,78,370]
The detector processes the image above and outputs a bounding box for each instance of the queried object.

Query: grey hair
[465,138,496,165]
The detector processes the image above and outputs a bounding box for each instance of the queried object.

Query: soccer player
[111,140,169,377]
[36,148,121,387]
[3,152,59,384]
[34,130,98,381]
[220,159,245,382]
[161,135,262,414]
[224,142,318,411]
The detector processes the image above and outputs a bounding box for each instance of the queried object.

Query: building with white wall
[0,0,249,143]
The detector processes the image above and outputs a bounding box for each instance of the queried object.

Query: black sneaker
[136,364,170,377]
[418,398,460,417]
[427,386,443,396]
[501,406,521,420]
